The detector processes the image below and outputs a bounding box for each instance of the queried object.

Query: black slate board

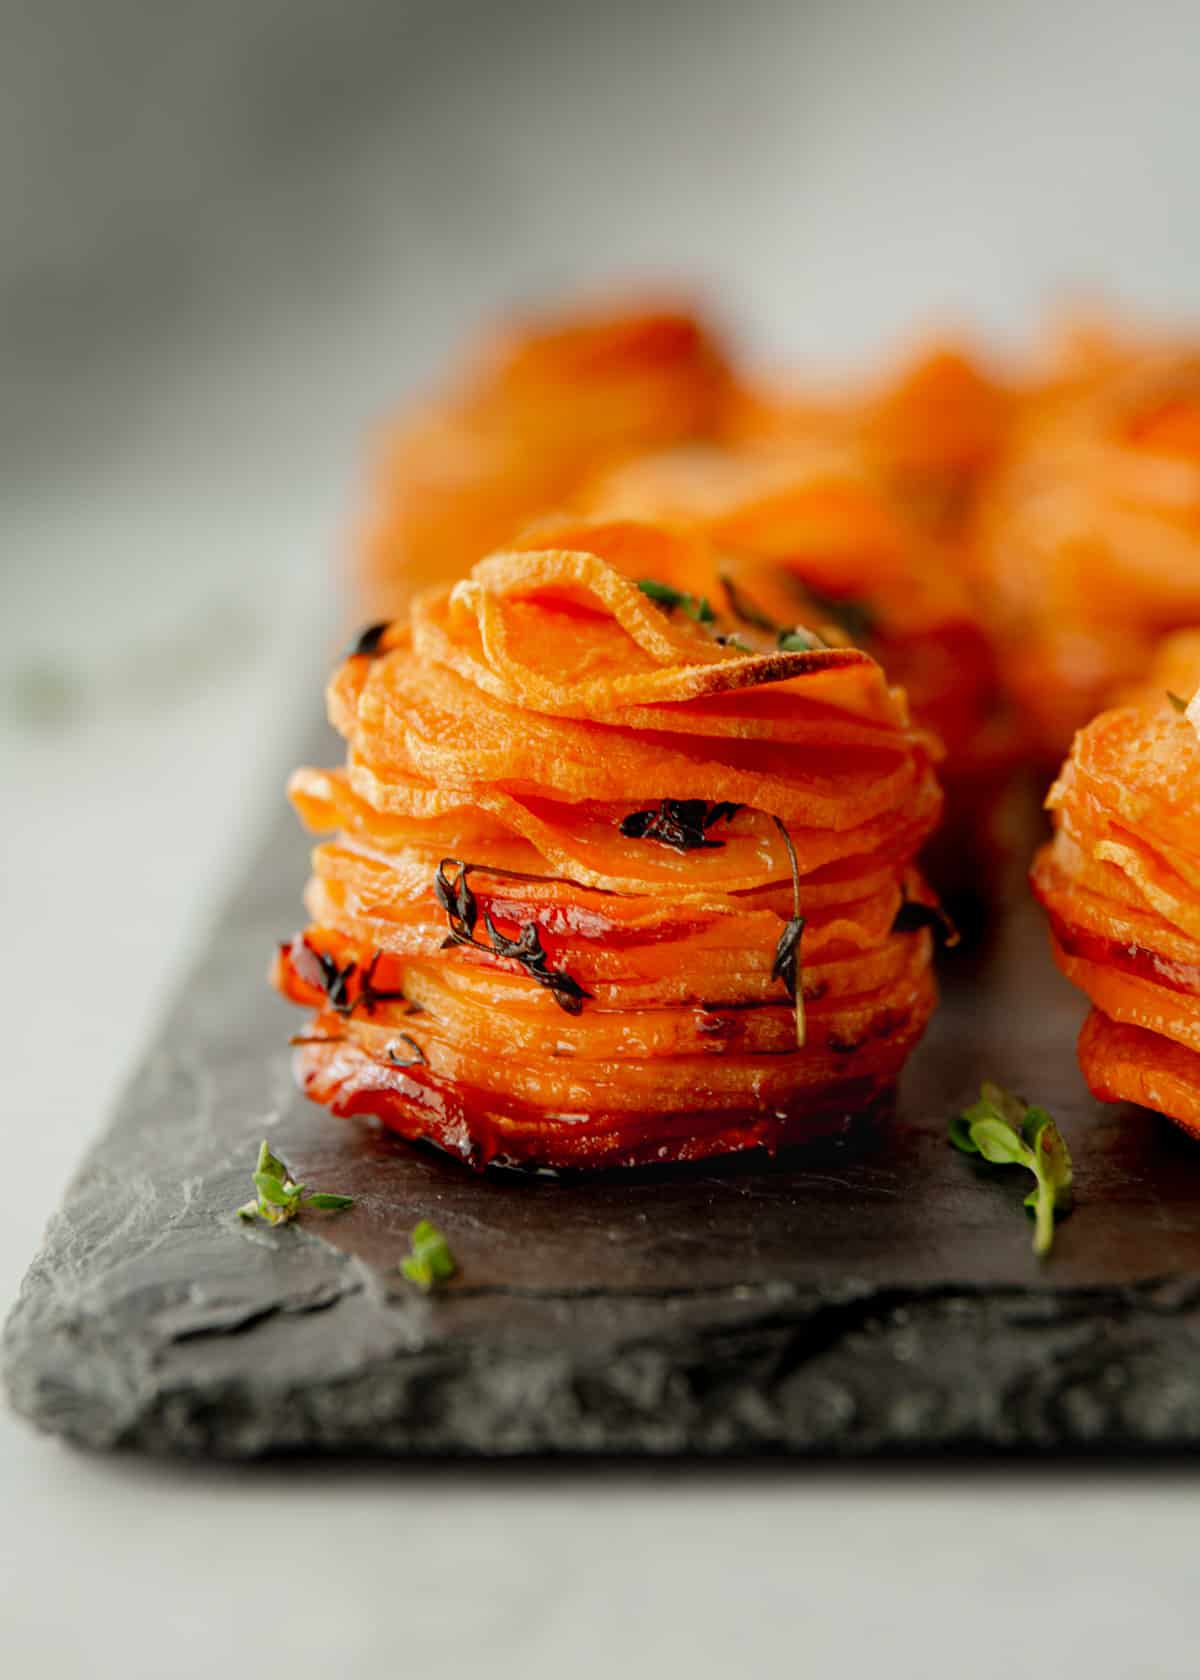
[9,735,1200,1458]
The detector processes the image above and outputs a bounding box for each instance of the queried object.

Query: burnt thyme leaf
[356,950,411,1014]
[344,621,390,659]
[1168,690,1190,714]
[892,897,960,947]
[385,1033,427,1067]
[292,940,357,1015]
[482,912,592,1015]
[435,858,478,939]
[771,815,806,1047]
[618,798,741,851]
[636,578,715,623]
[432,861,592,1015]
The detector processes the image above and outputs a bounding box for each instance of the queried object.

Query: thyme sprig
[236,1140,354,1226]
[636,577,715,623]
[892,894,960,947]
[771,816,806,1048]
[619,798,741,851]
[434,859,592,1014]
[950,1084,1074,1257]
[400,1219,457,1291]
[291,941,409,1018]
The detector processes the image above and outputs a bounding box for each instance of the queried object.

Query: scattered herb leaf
[950,1083,1074,1256]
[400,1220,457,1291]
[771,816,806,1047]
[236,1139,354,1226]
[636,578,715,623]
[714,633,753,653]
[1167,690,1189,714]
[619,798,741,852]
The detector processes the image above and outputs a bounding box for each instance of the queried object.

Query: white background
[4,1,1199,1672]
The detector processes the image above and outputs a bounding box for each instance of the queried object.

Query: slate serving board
[9,734,1200,1459]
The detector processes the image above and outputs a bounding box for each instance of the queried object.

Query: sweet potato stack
[1032,685,1200,1137]
[580,435,1016,894]
[358,299,730,617]
[275,520,944,1170]
[973,341,1200,764]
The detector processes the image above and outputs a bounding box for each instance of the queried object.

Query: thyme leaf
[291,940,407,1017]
[618,798,742,851]
[344,621,391,659]
[892,896,960,947]
[777,627,827,652]
[1168,690,1189,714]
[236,1139,354,1226]
[771,816,806,1047]
[950,1084,1074,1257]
[434,860,592,1014]
[636,578,715,623]
[400,1220,457,1291]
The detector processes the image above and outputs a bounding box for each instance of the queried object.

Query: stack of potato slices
[1032,687,1200,1137]
[276,521,944,1169]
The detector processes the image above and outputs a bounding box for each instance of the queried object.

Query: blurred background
[4,2,1200,1671]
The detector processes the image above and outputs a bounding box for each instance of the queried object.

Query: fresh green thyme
[635,578,715,623]
[400,1220,457,1291]
[949,1084,1073,1256]
[236,1140,354,1226]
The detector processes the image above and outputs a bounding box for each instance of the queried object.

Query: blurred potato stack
[973,329,1200,765]
[358,298,732,617]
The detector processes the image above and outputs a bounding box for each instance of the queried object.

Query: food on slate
[1032,680,1200,1137]
[275,519,944,1169]
[357,298,730,616]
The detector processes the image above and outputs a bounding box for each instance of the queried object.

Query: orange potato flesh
[276,526,944,1169]
[1033,681,1200,1141]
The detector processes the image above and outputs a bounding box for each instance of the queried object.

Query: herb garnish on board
[236,1140,354,1226]
[400,1220,457,1291]
[434,859,592,1014]
[950,1084,1074,1257]
[619,798,741,851]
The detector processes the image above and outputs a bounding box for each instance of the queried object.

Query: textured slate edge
[9,1252,1200,1458]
